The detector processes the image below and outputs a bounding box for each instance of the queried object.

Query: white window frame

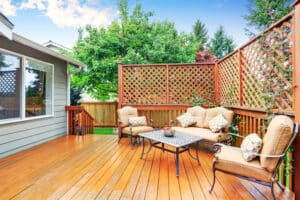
[0,48,55,125]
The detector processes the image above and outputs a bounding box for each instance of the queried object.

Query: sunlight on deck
[0,135,294,200]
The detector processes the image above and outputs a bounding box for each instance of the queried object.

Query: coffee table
[139,130,202,176]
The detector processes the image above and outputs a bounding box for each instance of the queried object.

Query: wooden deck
[0,135,295,200]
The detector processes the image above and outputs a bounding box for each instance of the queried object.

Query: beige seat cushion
[187,106,206,127]
[122,126,154,136]
[260,115,294,172]
[215,145,273,182]
[118,106,138,128]
[203,107,234,128]
[172,127,227,142]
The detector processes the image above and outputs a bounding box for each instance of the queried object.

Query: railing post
[293,0,300,197]
[118,63,123,108]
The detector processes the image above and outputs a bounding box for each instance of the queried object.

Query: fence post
[118,63,123,108]
[238,49,243,106]
[293,0,300,197]
[214,63,220,104]
[166,64,170,104]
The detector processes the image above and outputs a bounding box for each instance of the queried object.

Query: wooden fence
[81,102,118,127]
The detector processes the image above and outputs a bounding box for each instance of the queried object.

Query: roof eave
[12,33,86,68]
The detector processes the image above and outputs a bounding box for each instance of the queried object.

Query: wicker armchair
[117,106,154,147]
[209,115,299,200]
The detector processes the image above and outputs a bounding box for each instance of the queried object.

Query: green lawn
[94,127,116,135]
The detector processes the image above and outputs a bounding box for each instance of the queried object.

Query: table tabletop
[139,130,202,148]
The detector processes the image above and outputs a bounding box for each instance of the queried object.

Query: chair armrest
[213,144,285,158]
[252,152,285,158]
[212,143,223,153]
[227,132,246,139]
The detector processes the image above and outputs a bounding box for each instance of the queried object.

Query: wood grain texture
[0,134,294,200]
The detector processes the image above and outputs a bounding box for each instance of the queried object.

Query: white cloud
[0,0,17,16]
[20,0,46,10]
[19,0,117,28]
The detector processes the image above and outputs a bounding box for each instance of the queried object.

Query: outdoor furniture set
[117,106,298,199]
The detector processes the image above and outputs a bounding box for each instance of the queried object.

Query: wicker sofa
[172,106,234,143]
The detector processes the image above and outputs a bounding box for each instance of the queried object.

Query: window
[25,59,53,117]
[0,49,54,122]
[0,53,21,120]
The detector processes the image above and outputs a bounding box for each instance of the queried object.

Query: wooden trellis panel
[168,64,215,105]
[241,17,293,111]
[120,63,215,106]
[218,13,294,113]
[241,42,266,109]
[122,65,168,105]
[218,53,240,106]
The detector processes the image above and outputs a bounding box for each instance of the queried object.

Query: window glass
[0,53,21,120]
[25,59,53,117]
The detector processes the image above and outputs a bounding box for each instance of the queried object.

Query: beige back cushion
[187,106,206,127]
[203,107,234,128]
[260,115,294,172]
[118,106,138,128]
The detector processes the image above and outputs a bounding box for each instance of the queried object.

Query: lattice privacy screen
[218,15,293,112]
[121,64,215,105]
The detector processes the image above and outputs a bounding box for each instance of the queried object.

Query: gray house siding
[0,36,68,158]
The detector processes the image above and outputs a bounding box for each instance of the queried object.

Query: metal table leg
[140,138,152,159]
[187,141,201,165]
[176,147,179,176]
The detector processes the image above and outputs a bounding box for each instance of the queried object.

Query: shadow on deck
[0,135,295,200]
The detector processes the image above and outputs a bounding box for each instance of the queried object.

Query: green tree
[193,19,208,50]
[209,26,235,59]
[72,0,196,100]
[244,0,293,32]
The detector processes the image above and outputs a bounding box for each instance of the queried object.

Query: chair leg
[130,135,134,149]
[271,182,276,200]
[118,133,122,143]
[209,161,217,193]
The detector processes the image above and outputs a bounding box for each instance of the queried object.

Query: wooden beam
[293,1,300,197]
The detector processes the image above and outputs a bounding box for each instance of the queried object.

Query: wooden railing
[65,106,94,135]
[81,102,118,127]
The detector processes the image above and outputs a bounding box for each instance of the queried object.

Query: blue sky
[1,0,250,49]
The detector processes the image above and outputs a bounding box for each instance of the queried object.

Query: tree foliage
[244,0,293,32]
[72,0,196,100]
[209,26,235,59]
[193,19,208,50]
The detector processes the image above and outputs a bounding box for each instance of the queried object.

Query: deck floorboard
[0,135,295,200]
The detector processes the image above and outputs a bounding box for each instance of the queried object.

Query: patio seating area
[0,134,295,200]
